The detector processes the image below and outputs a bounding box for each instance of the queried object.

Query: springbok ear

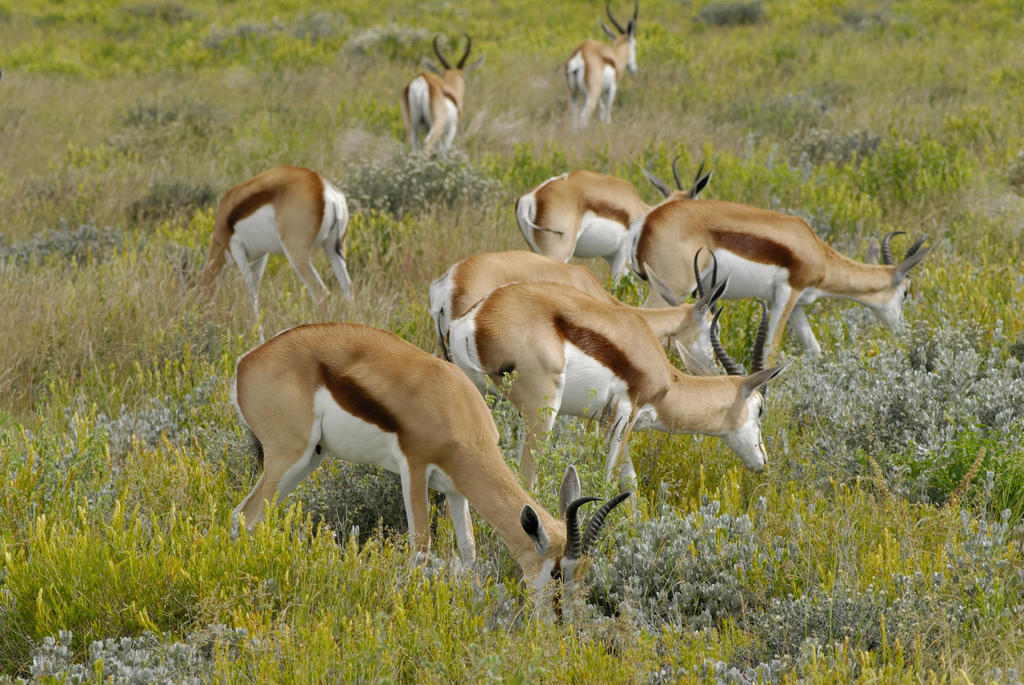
[688,170,712,199]
[741,362,791,399]
[644,263,680,306]
[520,505,550,555]
[675,340,713,376]
[422,58,442,75]
[892,244,932,285]
[558,466,582,518]
[865,238,880,265]
[463,55,485,73]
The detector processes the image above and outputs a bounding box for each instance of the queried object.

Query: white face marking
[626,36,637,74]
[558,342,629,419]
[231,204,282,256]
[530,558,557,592]
[574,211,629,259]
[718,394,767,472]
[869,282,909,330]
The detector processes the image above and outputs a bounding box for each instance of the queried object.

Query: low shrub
[343,24,431,61]
[342,150,501,218]
[129,179,217,223]
[0,222,124,265]
[297,461,408,544]
[783,319,1024,512]
[696,1,765,27]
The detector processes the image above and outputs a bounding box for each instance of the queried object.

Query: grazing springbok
[231,322,630,590]
[630,197,932,357]
[447,282,786,489]
[428,249,725,366]
[401,34,484,156]
[566,2,639,124]
[199,165,351,338]
[516,159,710,277]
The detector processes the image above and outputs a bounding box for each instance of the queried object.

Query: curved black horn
[711,308,746,376]
[582,492,631,555]
[671,155,683,190]
[880,231,905,265]
[750,299,769,374]
[693,248,706,299]
[632,0,639,23]
[564,496,599,560]
[433,35,452,69]
[904,235,927,260]
[456,33,471,68]
[605,3,626,33]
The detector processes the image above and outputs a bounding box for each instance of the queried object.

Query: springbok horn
[433,35,452,69]
[751,299,770,374]
[671,155,683,190]
[880,230,906,265]
[456,33,471,68]
[711,308,746,376]
[641,165,671,198]
[605,3,626,33]
[564,496,599,560]
[904,235,927,260]
[600,20,617,40]
[693,248,706,299]
[582,492,631,555]
[632,0,638,23]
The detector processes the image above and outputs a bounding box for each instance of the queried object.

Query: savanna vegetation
[2,0,1024,681]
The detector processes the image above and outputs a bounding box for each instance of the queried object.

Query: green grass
[2,0,1024,681]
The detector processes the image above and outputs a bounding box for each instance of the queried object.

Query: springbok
[231,322,630,590]
[428,249,725,366]
[516,159,710,277]
[447,281,786,489]
[566,2,639,124]
[401,34,484,156]
[630,197,931,357]
[199,165,351,339]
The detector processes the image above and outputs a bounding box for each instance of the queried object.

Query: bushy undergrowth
[784,319,1024,512]
[343,150,502,217]
[696,1,765,27]
[0,222,124,264]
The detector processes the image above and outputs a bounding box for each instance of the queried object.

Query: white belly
[712,249,788,300]
[232,204,283,256]
[314,387,405,473]
[575,211,627,259]
[558,342,629,419]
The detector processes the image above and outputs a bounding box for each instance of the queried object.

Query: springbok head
[642,156,713,201]
[600,1,639,75]
[520,467,631,590]
[864,231,931,330]
[424,33,485,105]
[643,248,726,366]
[679,300,787,472]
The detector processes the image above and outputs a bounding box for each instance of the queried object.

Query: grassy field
[2,0,1024,681]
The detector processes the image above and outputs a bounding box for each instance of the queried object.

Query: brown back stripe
[553,315,645,391]
[710,229,798,269]
[585,199,631,227]
[319,362,400,434]
[227,188,276,232]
